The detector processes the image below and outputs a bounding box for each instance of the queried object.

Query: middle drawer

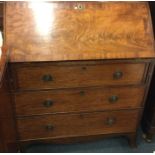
[15,86,144,116]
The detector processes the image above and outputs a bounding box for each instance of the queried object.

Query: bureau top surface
[5,1,155,62]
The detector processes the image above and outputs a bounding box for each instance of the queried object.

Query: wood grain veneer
[17,109,140,141]
[14,86,145,116]
[11,62,147,90]
[5,2,155,62]
[9,59,152,148]
[0,1,154,151]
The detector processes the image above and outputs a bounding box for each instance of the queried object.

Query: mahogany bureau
[0,1,155,152]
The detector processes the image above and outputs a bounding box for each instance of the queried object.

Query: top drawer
[12,62,147,90]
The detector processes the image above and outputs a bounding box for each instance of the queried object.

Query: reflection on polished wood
[0,46,7,85]
[1,1,155,150]
[5,2,155,62]
[0,30,9,86]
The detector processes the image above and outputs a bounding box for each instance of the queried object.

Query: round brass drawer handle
[113,71,123,79]
[45,124,54,131]
[43,100,53,107]
[42,74,53,82]
[109,95,118,103]
[105,117,116,126]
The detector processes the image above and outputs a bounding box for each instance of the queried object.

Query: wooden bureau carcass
[0,1,155,152]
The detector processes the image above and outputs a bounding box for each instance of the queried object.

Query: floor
[26,130,155,153]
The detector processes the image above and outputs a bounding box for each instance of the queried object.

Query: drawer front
[17,110,140,140]
[13,63,146,90]
[15,87,145,116]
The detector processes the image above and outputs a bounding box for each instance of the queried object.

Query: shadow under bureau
[0,1,155,152]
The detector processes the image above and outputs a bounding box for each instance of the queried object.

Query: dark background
[149,2,155,36]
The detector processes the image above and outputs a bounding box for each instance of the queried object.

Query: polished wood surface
[0,3,19,152]
[15,86,145,116]
[11,59,153,147]
[0,4,5,86]
[0,46,9,86]
[0,22,9,87]
[0,2,154,150]
[0,70,13,118]
[11,62,147,90]
[0,68,18,152]
[5,2,155,62]
[17,109,140,141]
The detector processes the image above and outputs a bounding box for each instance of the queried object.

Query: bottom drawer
[17,110,140,141]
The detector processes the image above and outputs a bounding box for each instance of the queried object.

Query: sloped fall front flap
[5,2,155,62]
